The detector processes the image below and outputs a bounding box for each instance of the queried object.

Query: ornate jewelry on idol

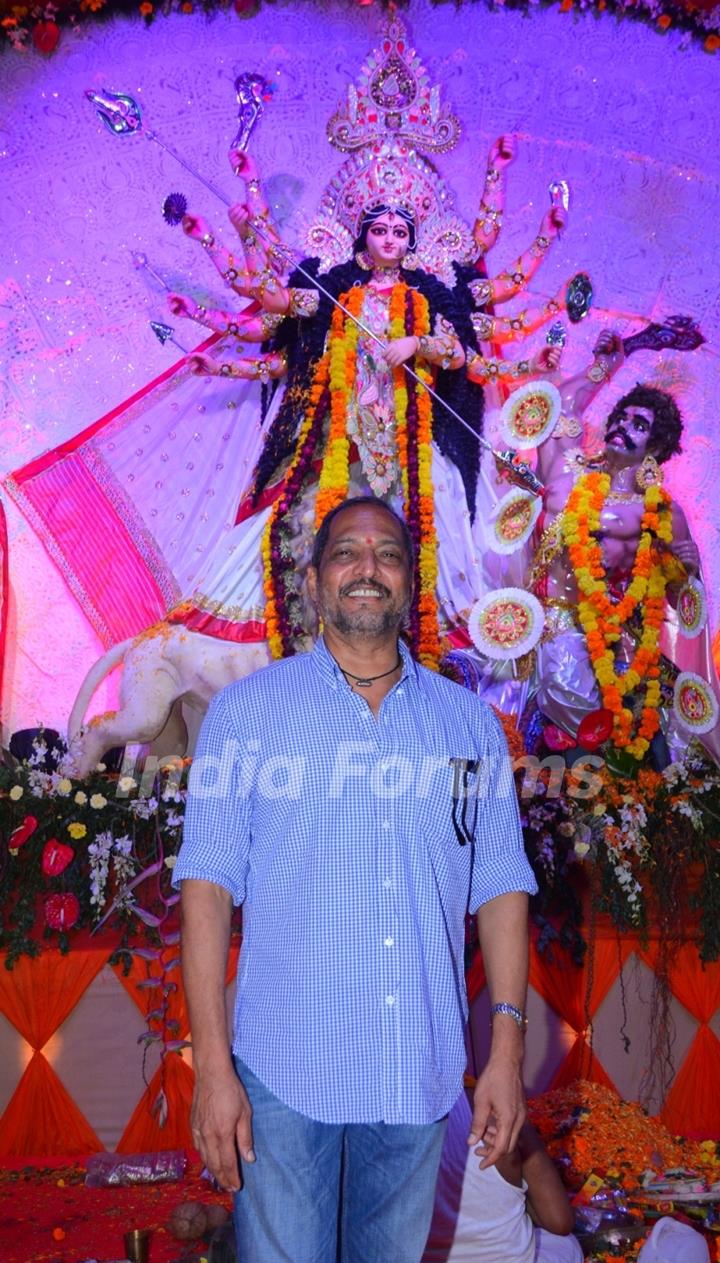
[635,452,663,489]
[305,19,477,286]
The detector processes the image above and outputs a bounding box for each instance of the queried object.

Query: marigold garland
[389,282,441,668]
[562,473,673,759]
[262,352,330,658]
[412,292,441,668]
[263,281,442,666]
[314,288,364,527]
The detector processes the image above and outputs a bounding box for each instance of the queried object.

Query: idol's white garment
[171,442,485,641]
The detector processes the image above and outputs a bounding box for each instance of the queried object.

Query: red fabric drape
[0,1052,102,1157]
[3,334,219,648]
[0,948,107,1048]
[116,1053,195,1153]
[0,949,109,1156]
[639,943,720,1135]
[530,935,633,1089]
[111,941,241,1146]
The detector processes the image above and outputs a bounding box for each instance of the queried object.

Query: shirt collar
[311,634,419,691]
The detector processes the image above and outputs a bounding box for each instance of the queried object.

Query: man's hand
[191,1067,255,1192]
[467,1056,526,1169]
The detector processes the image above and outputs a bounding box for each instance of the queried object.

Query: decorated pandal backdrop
[1,927,719,1158]
[1,0,720,1164]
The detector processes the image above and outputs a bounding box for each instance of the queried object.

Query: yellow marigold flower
[68,822,87,840]
[56,778,73,796]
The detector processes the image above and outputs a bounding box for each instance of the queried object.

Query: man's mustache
[606,426,636,452]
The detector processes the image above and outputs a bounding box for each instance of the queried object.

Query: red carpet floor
[0,1154,231,1263]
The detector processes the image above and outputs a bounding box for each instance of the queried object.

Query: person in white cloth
[423,1091,582,1261]
[637,1217,710,1263]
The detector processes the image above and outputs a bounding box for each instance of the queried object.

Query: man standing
[174,496,537,1262]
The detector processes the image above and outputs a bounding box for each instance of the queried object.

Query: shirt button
[383,878,392,889]
[384,937,394,948]
[385,995,395,1006]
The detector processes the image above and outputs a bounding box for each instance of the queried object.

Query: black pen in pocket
[449,757,479,846]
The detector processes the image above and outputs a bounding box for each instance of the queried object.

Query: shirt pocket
[411,745,483,850]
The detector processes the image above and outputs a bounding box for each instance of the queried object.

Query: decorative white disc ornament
[468,588,545,661]
[673,672,719,735]
[490,488,542,555]
[500,380,562,449]
[677,578,708,639]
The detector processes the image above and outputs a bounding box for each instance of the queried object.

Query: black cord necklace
[336,654,402,689]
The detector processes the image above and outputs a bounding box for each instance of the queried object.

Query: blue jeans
[232,1058,447,1263]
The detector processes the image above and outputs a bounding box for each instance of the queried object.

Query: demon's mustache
[606,426,636,452]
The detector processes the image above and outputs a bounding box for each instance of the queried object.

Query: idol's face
[604,404,655,459]
[307,503,412,639]
[365,212,411,268]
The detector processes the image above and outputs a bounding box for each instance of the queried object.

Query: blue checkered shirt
[174,636,537,1125]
